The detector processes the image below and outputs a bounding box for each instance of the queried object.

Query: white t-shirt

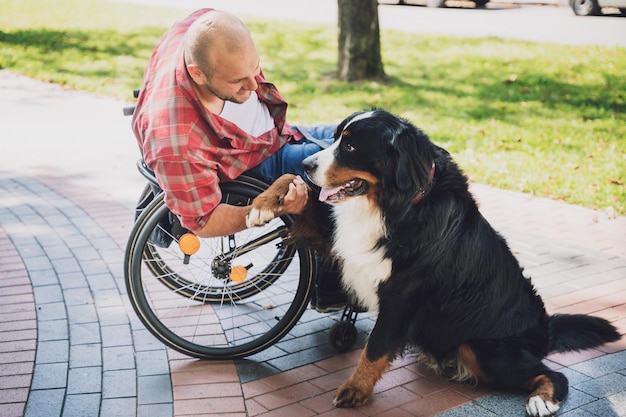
[220,91,275,136]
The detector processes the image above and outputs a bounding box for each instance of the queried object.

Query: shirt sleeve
[152,156,221,232]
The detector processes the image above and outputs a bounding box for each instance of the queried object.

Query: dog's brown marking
[324,165,378,188]
[455,344,486,383]
[324,164,382,208]
[333,344,393,408]
[526,375,555,401]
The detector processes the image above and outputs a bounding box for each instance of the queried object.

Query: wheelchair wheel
[124,176,316,359]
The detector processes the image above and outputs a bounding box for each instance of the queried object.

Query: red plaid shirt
[132,9,302,231]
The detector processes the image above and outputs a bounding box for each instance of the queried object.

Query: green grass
[1,0,624,214]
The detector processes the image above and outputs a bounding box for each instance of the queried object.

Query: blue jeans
[245,124,336,185]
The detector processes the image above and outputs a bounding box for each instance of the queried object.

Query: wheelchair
[123,96,360,359]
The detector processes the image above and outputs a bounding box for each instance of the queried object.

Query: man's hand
[246,174,311,227]
[274,175,309,217]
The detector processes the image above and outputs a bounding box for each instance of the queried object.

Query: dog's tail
[548,314,621,353]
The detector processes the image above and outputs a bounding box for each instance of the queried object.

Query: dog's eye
[343,141,356,152]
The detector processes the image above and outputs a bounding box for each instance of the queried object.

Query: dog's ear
[380,120,434,227]
[386,123,432,193]
[335,111,361,140]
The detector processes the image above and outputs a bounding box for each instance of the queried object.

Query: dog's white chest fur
[332,198,391,312]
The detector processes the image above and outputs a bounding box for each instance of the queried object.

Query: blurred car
[393,0,490,8]
[570,0,626,15]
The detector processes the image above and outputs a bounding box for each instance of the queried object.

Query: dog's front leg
[333,343,393,407]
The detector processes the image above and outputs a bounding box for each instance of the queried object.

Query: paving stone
[101,324,133,348]
[97,306,131,327]
[93,290,125,309]
[63,287,94,307]
[69,322,101,347]
[23,388,65,417]
[136,349,170,376]
[128,328,164,352]
[32,284,64,305]
[30,362,68,389]
[66,366,102,394]
[473,392,529,417]
[62,393,101,417]
[22,256,54,274]
[28,269,60,287]
[103,345,136,371]
[571,351,626,379]
[18,244,46,259]
[560,367,594,386]
[70,247,101,262]
[558,408,599,417]
[35,340,69,364]
[69,343,102,368]
[51,258,82,275]
[57,271,89,289]
[102,369,137,399]
[44,245,75,261]
[267,346,335,373]
[63,235,92,251]
[137,403,174,417]
[559,387,599,414]
[435,403,498,417]
[581,396,626,417]
[80,260,111,277]
[35,302,68,323]
[86,274,119,293]
[100,397,137,417]
[67,304,99,325]
[137,374,173,405]
[575,373,626,398]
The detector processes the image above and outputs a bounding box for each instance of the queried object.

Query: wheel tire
[124,177,315,359]
[570,0,601,15]
[329,321,358,352]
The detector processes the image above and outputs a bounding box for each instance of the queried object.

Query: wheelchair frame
[123,96,360,359]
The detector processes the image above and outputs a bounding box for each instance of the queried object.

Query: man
[132,8,345,312]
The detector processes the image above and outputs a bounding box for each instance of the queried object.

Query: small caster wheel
[329,321,358,352]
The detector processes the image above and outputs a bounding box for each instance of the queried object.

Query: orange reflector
[178,233,200,255]
[230,265,248,283]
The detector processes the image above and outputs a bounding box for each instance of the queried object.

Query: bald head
[184,10,255,78]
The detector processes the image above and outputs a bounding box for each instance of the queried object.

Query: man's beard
[202,82,250,104]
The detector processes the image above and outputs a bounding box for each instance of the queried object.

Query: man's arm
[194,175,309,238]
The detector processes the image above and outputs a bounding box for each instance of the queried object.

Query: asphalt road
[106,0,626,47]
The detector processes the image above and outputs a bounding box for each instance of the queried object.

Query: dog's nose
[302,154,317,175]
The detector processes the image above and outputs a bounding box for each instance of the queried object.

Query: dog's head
[303,109,434,219]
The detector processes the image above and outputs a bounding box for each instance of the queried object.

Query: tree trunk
[337,0,385,82]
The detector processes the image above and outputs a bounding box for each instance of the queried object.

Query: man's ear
[187,63,204,85]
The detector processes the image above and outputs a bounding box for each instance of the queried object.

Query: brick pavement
[0,71,625,416]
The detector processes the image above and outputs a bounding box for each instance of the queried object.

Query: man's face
[201,42,261,104]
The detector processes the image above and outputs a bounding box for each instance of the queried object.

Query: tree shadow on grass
[0,28,163,89]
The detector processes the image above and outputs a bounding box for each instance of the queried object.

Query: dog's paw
[526,395,560,417]
[245,174,297,228]
[246,206,276,228]
[332,383,372,408]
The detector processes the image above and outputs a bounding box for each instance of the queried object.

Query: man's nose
[244,76,258,91]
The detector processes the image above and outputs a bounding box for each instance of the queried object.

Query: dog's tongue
[319,186,342,202]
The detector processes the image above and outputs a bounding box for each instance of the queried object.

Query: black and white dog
[247,109,621,416]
